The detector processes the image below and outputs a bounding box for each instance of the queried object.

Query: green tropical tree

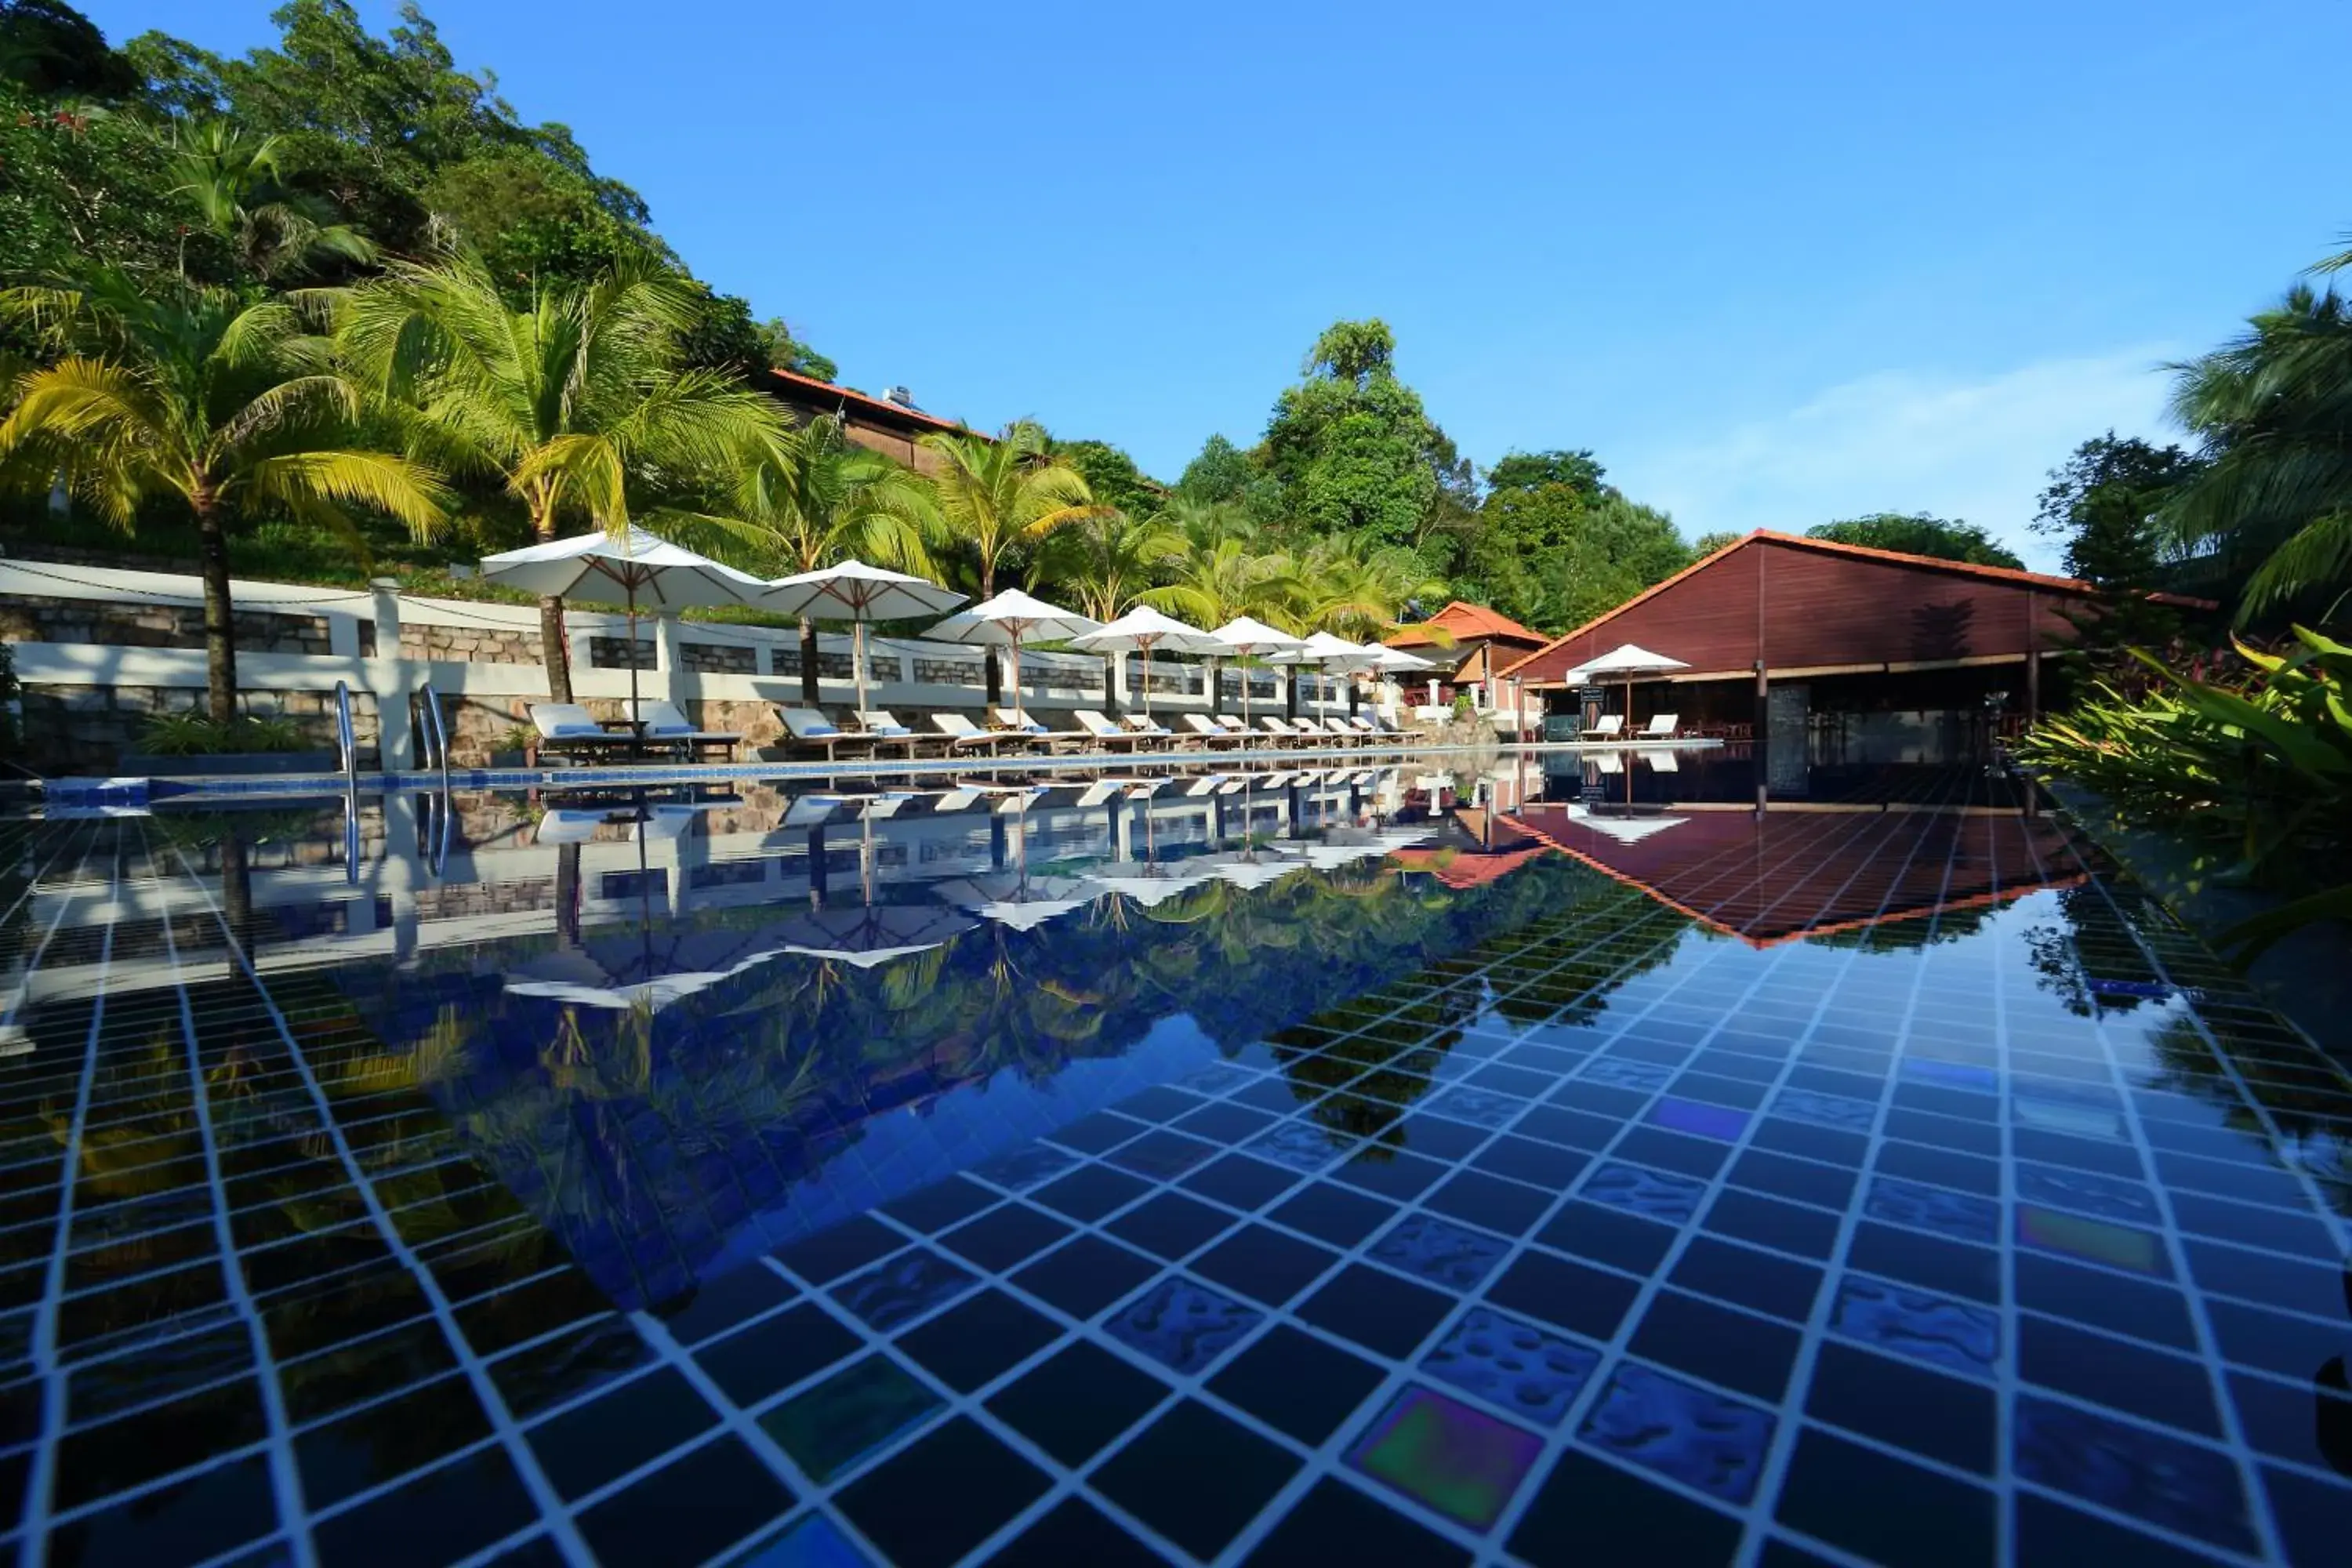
[1806,513,2023,569]
[2161,281,2352,625]
[662,412,931,706]
[1036,506,1184,622]
[1291,539,1446,641]
[0,270,448,721]
[1141,535,1294,630]
[159,117,375,281]
[339,251,786,702]
[914,419,1104,600]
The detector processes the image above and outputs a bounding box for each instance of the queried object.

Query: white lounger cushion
[780,709,843,739]
[531,703,608,739]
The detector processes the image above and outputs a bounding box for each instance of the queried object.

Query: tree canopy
[1805,513,2025,570]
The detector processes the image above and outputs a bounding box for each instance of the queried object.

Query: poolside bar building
[1497,531,2205,764]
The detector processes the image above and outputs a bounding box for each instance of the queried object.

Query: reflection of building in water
[1504,799,2084,947]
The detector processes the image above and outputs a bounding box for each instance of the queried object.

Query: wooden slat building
[1496,531,2206,760]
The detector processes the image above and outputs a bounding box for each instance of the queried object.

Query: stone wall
[681,641,758,675]
[0,593,332,654]
[17,684,379,773]
[401,623,542,665]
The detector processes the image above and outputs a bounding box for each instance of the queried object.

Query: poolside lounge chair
[1305,717,1356,744]
[1213,715,1253,738]
[1181,713,1247,749]
[626,699,741,762]
[1640,713,1680,740]
[1119,714,1176,746]
[1258,716,1308,746]
[986,706,1086,753]
[1076,710,1151,753]
[528,703,638,762]
[929,713,1011,756]
[1343,715,1381,737]
[777,707,874,763]
[1581,713,1624,742]
[848,710,924,759]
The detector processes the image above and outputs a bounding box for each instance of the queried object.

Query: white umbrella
[1370,644,1436,673]
[762,559,967,718]
[1208,616,1305,724]
[776,903,976,969]
[1272,631,1380,719]
[1067,606,1224,718]
[1563,642,1691,736]
[927,589,1101,728]
[481,525,771,739]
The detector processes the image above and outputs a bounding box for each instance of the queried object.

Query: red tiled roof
[1385,601,1548,648]
[1493,531,2215,682]
[768,368,974,435]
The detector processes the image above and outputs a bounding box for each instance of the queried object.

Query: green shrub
[2016,626,2352,955]
[139,711,314,756]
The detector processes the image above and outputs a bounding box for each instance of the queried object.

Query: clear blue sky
[85,0,2350,570]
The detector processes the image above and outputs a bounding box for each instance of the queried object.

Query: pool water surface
[1,755,2347,1566]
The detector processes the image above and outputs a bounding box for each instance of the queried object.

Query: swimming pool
[2,754,2346,1565]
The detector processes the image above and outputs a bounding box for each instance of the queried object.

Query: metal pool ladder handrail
[332,680,358,785]
[416,681,452,790]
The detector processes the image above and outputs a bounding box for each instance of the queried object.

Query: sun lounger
[1075,710,1150,752]
[985,706,1081,753]
[626,699,741,762]
[528,702,639,762]
[930,713,1010,755]
[1581,713,1624,741]
[848,709,924,757]
[1181,713,1247,749]
[1640,713,1680,740]
[1119,714,1175,746]
[1258,716,1308,746]
[1343,715,1381,736]
[778,707,875,762]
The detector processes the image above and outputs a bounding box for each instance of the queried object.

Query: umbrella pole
[1011,629,1025,728]
[626,586,643,760]
[854,618,868,720]
[1142,638,1152,720]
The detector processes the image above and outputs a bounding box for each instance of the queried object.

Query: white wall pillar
[367,577,414,770]
[654,613,682,702]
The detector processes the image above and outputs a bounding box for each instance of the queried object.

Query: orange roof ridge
[1491,530,2209,682]
[1386,600,1548,648]
[768,368,972,434]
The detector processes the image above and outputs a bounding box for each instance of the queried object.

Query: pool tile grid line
[7,777,2347,1565]
[10,822,118,1565]
[120,821,601,1567]
[1999,820,2324,1561]
[1475,764,2004,1566]
[1737,779,2020,1568]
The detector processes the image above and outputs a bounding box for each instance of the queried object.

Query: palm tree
[162,119,376,282]
[662,412,931,706]
[1036,506,1184,622]
[341,252,785,701]
[915,421,1105,601]
[1293,539,1447,640]
[1141,536,1295,630]
[0,272,448,722]
[2161,281,2352,623]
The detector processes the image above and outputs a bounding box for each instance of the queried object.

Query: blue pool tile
[1648,1097,1751,1142]
[2013,1393,2258,1555]
[832,1250,978,1332]
[721,1512,873,1566]
[971,1142,1081,1192]
[1579,1058,1674,1092]
[1104,1276,1264,1374]
[1370,1213,1510,1290]
[1420,1306,1600,1426]
[1900,1058,1999,1093]
[1579,1161,1708,1224]
[1828,1275,2000,1377]
[1771,1087,1879,1133]
[1246,1120,1354,1173]
[1424,1087,1526,1129]
[2013,1162,2162,1225]
[1864,1177,2001,1244]
[1577,1361,1775,1504]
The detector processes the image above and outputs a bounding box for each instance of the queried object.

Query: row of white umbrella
[478,526,1432,725]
